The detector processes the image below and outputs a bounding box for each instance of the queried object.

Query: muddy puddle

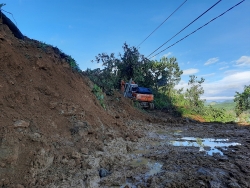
[120,157,163,188]
[130,157,163,175]
[170,137,241,156]
[156,130,182,139]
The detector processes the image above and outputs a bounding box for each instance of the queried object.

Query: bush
[203,105,235,123]
[92,84,106,109]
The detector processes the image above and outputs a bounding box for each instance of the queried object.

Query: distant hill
[206,100,235,111]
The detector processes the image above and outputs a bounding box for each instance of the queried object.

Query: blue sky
[3,0,250,101]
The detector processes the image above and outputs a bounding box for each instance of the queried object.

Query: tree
[87,52,120,95]
[87,43,155,93]
[150,59,168,91]
[185,75,205,112]
[159,57,183,98]
[117,43,153,87]
[234,85,250,116]
[87,43,182,105]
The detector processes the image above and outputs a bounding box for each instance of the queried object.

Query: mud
[97,122,250,188]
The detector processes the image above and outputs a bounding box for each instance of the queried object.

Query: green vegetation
[86,43,248,123]
[38,41,50,52]
[203,106,235,123]
[234,85,250,123]
[92,84,106,109]
[234,85,250,116]
[207,100,235,110]
[185,75,205,114]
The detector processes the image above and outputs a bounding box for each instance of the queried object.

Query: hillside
[0,14,153,187]
[207,100,236,111]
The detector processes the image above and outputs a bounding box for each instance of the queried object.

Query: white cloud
[200,73,215,77]
[202,71,250,99]
[163,52,172,57]
[204,57,219,66]
[219,61,228,65]
[177,71,250,101]
[223,69,239,75]
[183,68,199,75]
[219,66,229,70]
[175,80,188,90]
[236,56,250,66]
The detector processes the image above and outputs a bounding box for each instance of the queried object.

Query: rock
[86,156,100,169]
[127,134,138,142]
[197,167,207,175]
[2,178,10,186]
[61,158,69,165]
[209,181,221,188]
[49,101,58,109]
[14,120,30,128]
[228,180,241,188]
[29,133,42,142]
[0,162,6,167]
[71,151,81,159]
[15,184,24,188]
[99,168,111,178]
[185,118,190,123]
[86,175,100,188]
[80,148,89,155]
[68,159,76,167]
[0,145,19,165]
[32,149,54,173]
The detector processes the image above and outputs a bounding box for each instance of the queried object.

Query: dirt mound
[0,18,150,187]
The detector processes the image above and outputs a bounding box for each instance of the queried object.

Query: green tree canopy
[185,75,205,113]
[234,85,250,116]
[159,57,183,97]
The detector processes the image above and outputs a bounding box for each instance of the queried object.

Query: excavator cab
[124,83,138,98]
[124,82,154,110]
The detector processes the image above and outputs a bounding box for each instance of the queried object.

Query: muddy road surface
[97,120,250,188]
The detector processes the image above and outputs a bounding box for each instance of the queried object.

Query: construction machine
[123,79,154,110]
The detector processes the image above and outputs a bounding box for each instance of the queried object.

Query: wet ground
[99,122,250,188]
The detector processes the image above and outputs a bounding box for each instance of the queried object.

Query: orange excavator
[122,79,154,110]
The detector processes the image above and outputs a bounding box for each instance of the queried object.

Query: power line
[147,0,222,58]
[148,0,245,59]
[137,0,187,48]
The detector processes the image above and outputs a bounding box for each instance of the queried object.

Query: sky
[2,0,250,101]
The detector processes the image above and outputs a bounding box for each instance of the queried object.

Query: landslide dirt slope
[0,20,150,187]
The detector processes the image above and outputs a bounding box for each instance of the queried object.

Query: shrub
[92,84,106,109]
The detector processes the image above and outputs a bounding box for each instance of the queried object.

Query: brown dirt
[0,22,149,187]
[0,19,250,188]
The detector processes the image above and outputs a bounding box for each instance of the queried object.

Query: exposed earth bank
[0,15,250,188]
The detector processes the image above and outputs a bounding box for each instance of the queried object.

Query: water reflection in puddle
[157,130,182,139]
[147,161,163,176]
[130,157,163,176]
[119,158,163,188]
[170,137,241,156]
